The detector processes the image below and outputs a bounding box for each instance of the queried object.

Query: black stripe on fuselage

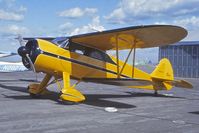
[42,51,129,78]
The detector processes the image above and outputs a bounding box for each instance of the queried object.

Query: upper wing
[70,25,187,51]
[23,37,55,41]
[82,78,152,86]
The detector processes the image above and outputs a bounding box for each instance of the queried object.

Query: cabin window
[85,49,105,61]
[65,41,115,64]
[51,38,115,64]
[74,49,84,55]
[69,42,86,54]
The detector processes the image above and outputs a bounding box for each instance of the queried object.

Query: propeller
[16,34,25,46]
[16,35,38,81]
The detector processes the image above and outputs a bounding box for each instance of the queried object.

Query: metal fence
[159,45,199,78]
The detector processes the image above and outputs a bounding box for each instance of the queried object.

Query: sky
[0,0,199,63]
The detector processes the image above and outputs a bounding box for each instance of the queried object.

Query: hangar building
[159,41,199,78]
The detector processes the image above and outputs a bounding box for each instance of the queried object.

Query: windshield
[51,37,69,48]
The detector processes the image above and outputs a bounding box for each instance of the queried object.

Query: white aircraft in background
[0,61,27,72]
[0,51,27,72]
[0,51,17,58]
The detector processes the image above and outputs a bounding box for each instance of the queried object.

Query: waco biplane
[17,25,193,102]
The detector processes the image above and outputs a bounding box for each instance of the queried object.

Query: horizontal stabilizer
[166,80,193,89]
[82,78,152,86]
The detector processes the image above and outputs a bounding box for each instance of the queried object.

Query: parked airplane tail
[151,58,193,90]
[151,58,174,81]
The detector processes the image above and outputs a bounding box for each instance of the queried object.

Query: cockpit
[51,37,69,48]
[51,37,115,64]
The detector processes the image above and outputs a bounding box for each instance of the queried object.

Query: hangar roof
[172,41,199,46]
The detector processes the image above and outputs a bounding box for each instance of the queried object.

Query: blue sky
[0,0,199,62]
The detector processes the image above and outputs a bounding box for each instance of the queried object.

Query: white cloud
[184,29,199,41]
[104,8,126,24]
[0,0,27,21]
[59,22,73,31]
[105,0,199,24]
[1,25,29,36]
[85,8,98,14]
[89,16,105,31]
[0,9,24,21]
[69,16,105,35]
[8,25,29,34]
[59,7,83,18]
[0,25,29,52]
[18,5,27,13]
[172,16,199,41]
[59,7,97,18]
[0,0,16,8]
[174,16,199,28]
[154,21,168,25]
[120,0,180,15]
[174,8,198,16]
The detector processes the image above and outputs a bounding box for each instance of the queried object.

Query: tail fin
[151,58,174,81]
[150,58,193,90]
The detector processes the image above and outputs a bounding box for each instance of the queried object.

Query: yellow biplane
[17,25,193,103]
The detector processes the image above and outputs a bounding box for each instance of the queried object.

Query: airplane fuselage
[31,39,152,86]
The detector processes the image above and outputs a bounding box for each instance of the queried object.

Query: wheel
[27,86,41,98]
[154,90,158,96]
[58,92,77,105]
[58,98,77,105]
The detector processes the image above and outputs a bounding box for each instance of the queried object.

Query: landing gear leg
[28,74,52,97]
[60,72,85,103]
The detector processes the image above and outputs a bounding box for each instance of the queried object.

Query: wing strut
[114,35,137,78]
[132,44,136,78]
[119,42,135,76]
[115,35,120,78]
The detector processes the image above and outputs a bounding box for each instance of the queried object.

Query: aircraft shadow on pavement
[0,79,39,83]
[189,111,199,115]
[0,83,27,93]
[0,83,136,108]
[124,91,183,98]
[0,83,185,109]
[84,94,136,108]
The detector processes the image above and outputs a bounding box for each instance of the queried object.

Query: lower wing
[82,78,152,86]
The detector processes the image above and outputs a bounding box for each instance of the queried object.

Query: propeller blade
[25,54,36,73]
[25,54,38,82]
[16,34,25,46]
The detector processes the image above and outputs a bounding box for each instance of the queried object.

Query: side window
[74,49,84,55]
[88,51,104,60]
[104,54,116,64]
[69,41,116,64]
[85,49,115,64]
[69,42,85,55]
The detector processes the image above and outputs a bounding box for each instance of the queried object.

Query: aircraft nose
[18,46,29,57]
[18,40,41,69]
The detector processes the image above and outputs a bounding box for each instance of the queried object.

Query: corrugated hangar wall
[159,41,199,78]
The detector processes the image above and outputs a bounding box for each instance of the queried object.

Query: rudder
[151,58,174,81]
